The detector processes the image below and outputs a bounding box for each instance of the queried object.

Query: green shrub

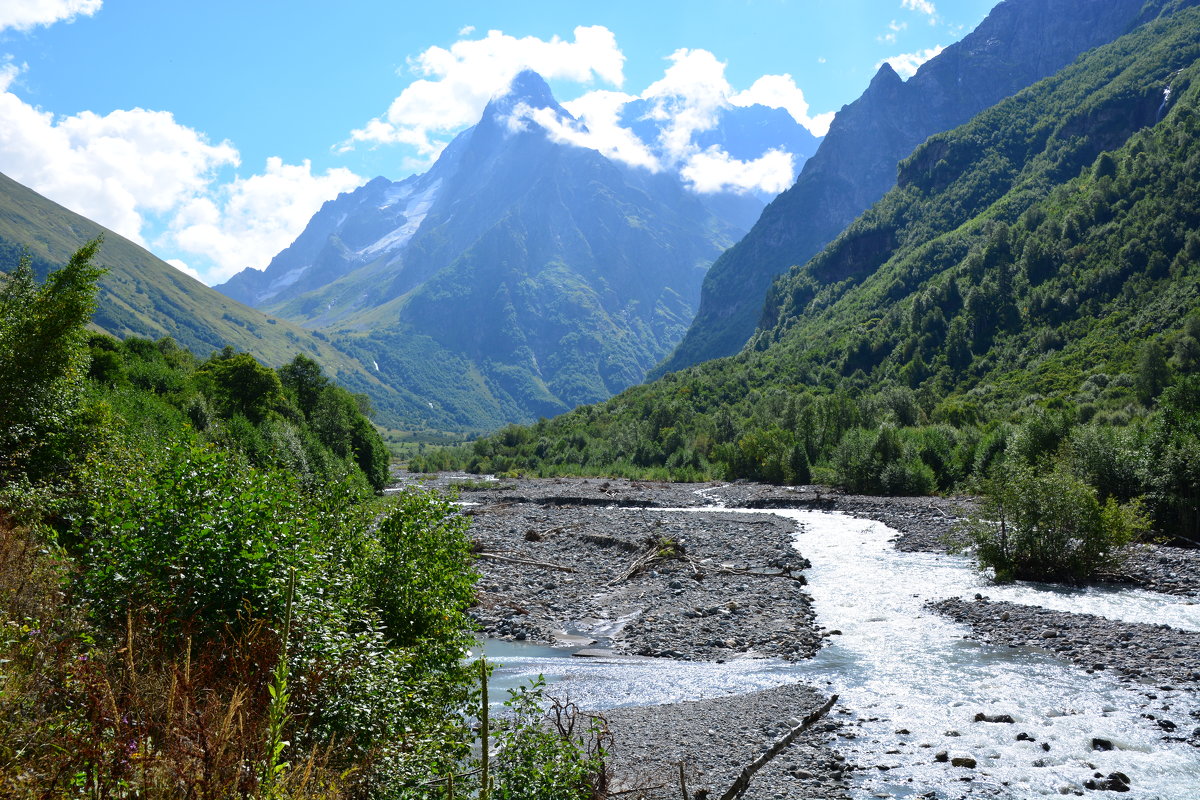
[75,439,307,641]
[490,677,609,800]
[1141,376,1200,543]
[960,461,1148,582]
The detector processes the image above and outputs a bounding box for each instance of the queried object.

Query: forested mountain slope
[424,7,1200,543]
[655,0,1193,376]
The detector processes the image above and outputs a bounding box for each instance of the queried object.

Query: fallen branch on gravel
[711,694,838,800]
[608,537,685,585]
[474,551,577,573]
[706,560,805,582]
[925,503,954,519]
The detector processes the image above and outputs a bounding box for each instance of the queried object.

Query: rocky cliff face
[653,0,1159,376]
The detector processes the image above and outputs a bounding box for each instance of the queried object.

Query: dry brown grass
[0,516,349,800]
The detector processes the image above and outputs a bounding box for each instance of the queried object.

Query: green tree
[196,351,287,422]
[1142,376,1200,543]
[961,462,1147,583]
[278,353,328,411]
[0,240,105,483]
[1135,339,1172,406]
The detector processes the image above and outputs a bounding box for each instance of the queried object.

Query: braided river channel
[482,508,1200,798]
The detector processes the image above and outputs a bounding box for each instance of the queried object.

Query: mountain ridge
[215,71,788,430]
[653,0,1175,377]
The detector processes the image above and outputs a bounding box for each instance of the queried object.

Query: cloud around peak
[343,27,833,197]
[343,26,625,159]
[876,45,944,79]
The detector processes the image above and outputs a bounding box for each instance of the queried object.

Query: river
[482,507,1200,798]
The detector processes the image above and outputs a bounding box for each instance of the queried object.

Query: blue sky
[0,0,996,284]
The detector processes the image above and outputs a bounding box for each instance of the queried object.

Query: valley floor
[394,475,1200,797]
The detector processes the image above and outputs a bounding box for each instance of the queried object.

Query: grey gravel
[390,473,1200,793]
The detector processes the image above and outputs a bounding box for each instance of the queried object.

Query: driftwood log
[711,694,838,800]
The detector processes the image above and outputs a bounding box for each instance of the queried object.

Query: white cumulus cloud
[0,0,100,32]
[730,73,834,137]
[549,90,661,171]
[0,64,364,284]
[681,146,795,195]
[877,45,944,79]
[902,0,936,15]
[166,158,365,283]
[505,46,826,196]
[0,62,238,241]
[344,25,625,160]
[641,48,732,163]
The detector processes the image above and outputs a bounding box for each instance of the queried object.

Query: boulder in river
[1083,771,1131,792]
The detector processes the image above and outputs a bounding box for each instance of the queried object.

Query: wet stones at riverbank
[1111,544,1200,598]
[466,502,823,661]
[602,683,849,800]
[931,597,1200,747]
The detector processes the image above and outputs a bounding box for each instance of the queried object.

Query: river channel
[481,507,1200,798]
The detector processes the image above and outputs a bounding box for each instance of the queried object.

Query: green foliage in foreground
[489,678,610,800]
[0,242,605,798]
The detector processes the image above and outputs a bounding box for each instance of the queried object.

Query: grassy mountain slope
[0,171,418,425]
[423,7,1200,495]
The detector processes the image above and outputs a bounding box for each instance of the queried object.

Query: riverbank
[447,477,848,796]
[932,596,1200,747]
[398,474,1200,794]
[602,683,848,799]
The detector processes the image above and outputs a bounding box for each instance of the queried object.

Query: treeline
[414,371,1198,543]
[1,242,605,798]
[412,12,1200,551]
[87,336,390,492]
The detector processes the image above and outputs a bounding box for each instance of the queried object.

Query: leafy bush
[960,462,1148,582]
[75,439,307,641]
[489,677,609,800]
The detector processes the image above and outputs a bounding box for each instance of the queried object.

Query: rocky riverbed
[435,477,848,797]
[395,474,1200,794]
[602,683,849,800]
[467,502,821,661]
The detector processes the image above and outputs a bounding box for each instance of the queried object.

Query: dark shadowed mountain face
[216,71,758,430]
[654,0,1175,377]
